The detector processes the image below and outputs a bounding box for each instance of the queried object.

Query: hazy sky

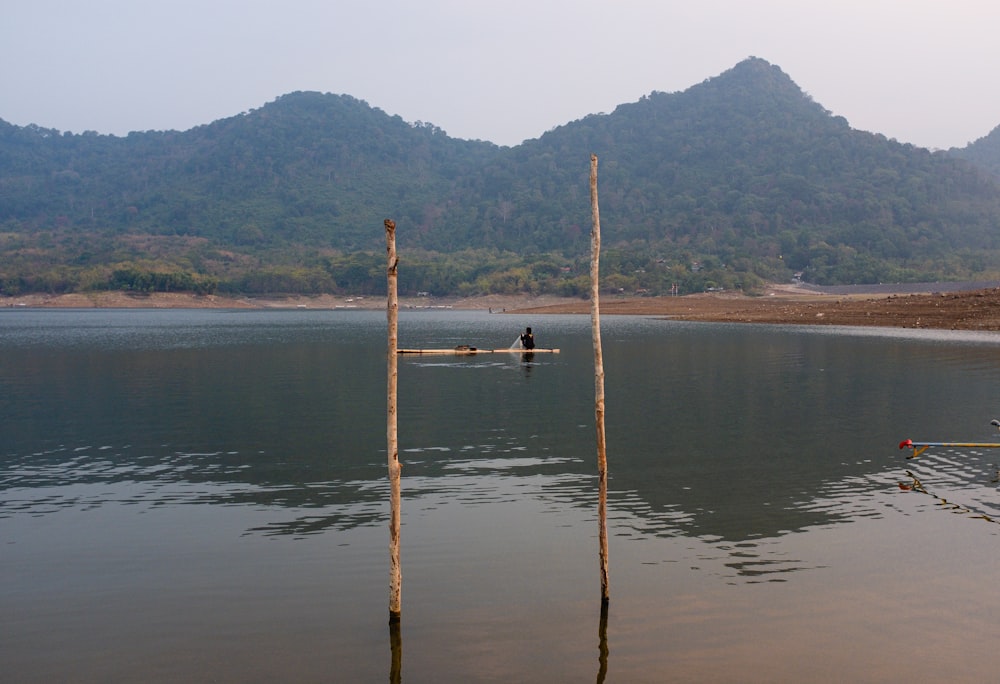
[2,1,998,150]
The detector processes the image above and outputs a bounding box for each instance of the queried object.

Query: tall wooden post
[385,218,402,622]
[590,155,610,604]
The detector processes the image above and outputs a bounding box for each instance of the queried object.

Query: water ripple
[893,447,1000,522]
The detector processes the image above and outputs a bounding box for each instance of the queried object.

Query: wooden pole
[590,154,610,604]
[385,218,402,622]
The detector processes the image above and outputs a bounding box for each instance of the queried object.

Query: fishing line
[898,469,998,525]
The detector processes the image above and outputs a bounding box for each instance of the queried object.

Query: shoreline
[0,291,577,312]
[5,283,1000,331]
[510,283,1000,331]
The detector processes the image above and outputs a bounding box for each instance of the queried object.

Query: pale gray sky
[2,0,998,150]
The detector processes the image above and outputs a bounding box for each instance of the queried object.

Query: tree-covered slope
[950,124,1000,179]
[442,58,1000,284]
[1,92,500,249]
[3,57,1000,296]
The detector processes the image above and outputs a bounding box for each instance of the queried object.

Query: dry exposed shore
[511,283,1000,331]
[6,284,1000,331]
[0,291,572,312]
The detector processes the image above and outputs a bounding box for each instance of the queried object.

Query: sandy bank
[1,291,575,312]
[7,284,1000,332]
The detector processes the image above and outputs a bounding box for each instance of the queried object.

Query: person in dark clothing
[519,327,535,350]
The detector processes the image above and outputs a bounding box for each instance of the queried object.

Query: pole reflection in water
[389,620,402,684]
[596,602,609,684]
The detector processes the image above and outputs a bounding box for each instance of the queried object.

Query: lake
[3,308,1000,682]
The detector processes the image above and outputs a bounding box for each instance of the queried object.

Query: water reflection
[389,620,402,684]
[10,435,1000,585]
[522,352,535,375]
[10,311,1000,681]
[596,602,609,684]
[5,311,1000,568]
[895,445,1000,525]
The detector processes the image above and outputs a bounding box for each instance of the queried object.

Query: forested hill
[4,56,1000,297]
[951,125,1000,179]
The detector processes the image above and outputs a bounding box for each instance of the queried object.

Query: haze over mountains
[3,57,1000,297]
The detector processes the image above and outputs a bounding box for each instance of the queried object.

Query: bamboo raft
[397,346,559,355]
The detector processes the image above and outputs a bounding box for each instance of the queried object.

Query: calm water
[4,309,1000,682]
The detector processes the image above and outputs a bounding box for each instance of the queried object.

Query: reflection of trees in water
[1,444,390,533]
[247,455,591,536]
[13,437,1000,581]
[0,438,902,560]
[604,470,890,541]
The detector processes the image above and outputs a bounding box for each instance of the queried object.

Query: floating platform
[397,347,559,355]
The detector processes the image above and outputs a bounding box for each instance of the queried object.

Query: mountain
[950,125,1000,178]
[3,57,1000,297]
[460,58,1000,284]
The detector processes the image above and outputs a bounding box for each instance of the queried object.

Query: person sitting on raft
[519,327,535,350]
